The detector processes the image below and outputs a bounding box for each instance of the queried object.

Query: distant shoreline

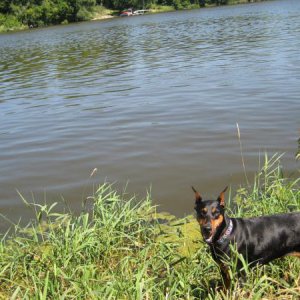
[90,0,267,22]
[91,14,115,21]
[0,0,268,34]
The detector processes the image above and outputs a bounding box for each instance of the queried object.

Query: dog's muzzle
[202,223,212,241]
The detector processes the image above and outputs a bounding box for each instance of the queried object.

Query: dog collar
[216,219,233,244]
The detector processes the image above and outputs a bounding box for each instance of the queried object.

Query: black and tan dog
[192,186,300,288]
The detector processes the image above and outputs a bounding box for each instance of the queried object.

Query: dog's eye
[201,208,207,215]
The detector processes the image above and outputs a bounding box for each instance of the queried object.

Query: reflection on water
[0,0,299,230]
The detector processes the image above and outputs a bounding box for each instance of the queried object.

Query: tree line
[0,0,240,30]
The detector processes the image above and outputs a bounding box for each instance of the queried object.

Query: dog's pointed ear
[218,186,228,207]
[192,186,202,203]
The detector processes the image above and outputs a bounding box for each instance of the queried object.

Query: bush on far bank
[0,13,25,31]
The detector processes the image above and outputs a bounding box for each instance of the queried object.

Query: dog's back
[227,212,300,265]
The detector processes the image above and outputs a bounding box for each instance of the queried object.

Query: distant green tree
[0,0,12,13]
[65,0,96,21]
[109,0,135,10]
[199,0,205,7]
[207,0,228,5]
[173,0,190,10]
[4,0,98,26]
[0,13,22,29]
[156,0,173,6]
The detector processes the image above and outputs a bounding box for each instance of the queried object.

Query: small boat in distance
[120,8,133,17]
[133,9,149,15]
[120,8,150,17]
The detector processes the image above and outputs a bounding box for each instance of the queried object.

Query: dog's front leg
[219,262,231,289]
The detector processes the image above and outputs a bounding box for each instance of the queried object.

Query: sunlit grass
[0,154,299,299]
[91,6,116,20]
[0,14,26,32]
[148,5,175,13]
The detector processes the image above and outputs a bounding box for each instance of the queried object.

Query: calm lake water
[0,0,299,230]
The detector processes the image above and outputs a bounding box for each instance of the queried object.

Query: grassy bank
[0,154,299,299]
[0,5,116,33]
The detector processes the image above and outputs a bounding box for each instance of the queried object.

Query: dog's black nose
[202,223,211,235]
[203,223,211,230]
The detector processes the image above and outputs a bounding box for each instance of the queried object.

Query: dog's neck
[211,214,232,244]
[216,217,233,244]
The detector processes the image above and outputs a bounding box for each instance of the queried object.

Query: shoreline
[91,14,115,21]
[0,0,269,33]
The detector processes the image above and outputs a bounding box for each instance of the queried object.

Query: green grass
[0,14,26,32]
[147,5,176,13]
[0,154,299,299]
[91,6,116,20]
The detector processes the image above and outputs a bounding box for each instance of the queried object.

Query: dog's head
[192,186,228,243]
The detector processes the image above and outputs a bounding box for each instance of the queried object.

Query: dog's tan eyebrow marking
[212,207,216,213]
[202,208,208,213]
